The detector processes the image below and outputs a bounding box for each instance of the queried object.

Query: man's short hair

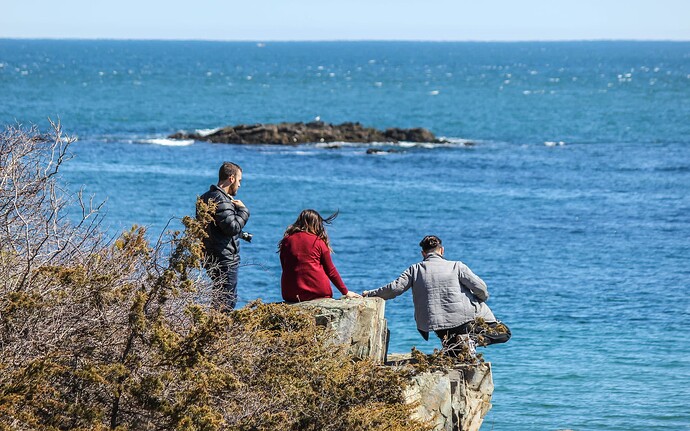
[219,162,242,182]
[419,235,442,253]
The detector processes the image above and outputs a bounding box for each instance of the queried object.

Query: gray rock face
[388,355,494,431]
[169,121,446,145]
[290,297,493,431]
[293,297,388,363]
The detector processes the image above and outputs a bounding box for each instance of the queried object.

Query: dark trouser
[434,320,511,356]
[206,259,239,312]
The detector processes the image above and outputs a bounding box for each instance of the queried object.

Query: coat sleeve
[367,266,414,300]
[215,200,250,237]
[319,242,348,295]
[457,262,489,302]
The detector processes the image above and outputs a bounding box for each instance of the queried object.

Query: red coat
[280,231,348,302]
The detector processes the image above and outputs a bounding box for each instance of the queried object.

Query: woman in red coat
[279,209,361,302]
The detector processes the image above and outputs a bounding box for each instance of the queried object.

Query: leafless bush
[0,124,430,431]
[0,121,103,290]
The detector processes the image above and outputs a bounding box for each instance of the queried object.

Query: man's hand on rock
[344,291,362,299]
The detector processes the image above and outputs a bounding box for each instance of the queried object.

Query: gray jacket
[367,253,496,332]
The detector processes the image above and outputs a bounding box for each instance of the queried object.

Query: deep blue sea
[2,40,689,431]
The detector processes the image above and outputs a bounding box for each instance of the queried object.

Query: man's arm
[364,266,414,300]
[216,200,250,237]
[457,262,489,302]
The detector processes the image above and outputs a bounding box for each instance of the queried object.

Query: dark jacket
[198,185,250,263]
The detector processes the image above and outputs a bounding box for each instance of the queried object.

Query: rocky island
[169,121,447,145]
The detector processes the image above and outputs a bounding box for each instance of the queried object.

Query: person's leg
[223,263,239,311]
[208,260,239,312]
[465,320,511,346]
[434,326,475,358]
[435,320,511,358]
[483,321,511,345]
[434,328,452,350]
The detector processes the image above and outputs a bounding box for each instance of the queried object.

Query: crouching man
[363,235,510,357]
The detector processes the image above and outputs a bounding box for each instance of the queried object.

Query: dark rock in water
[383,127,437,143]
[169,121,447,145]
[366,148,385,154]
[168,131,193,140]
[366,148,402,155]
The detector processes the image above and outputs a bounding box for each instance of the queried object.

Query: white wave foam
[142,138,194,147]
[436,137,477,147]
[544,141,566,147]
[313,141,367,148]
[310,138,475,150]
[195,128,221,137]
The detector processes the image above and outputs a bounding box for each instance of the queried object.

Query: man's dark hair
[419,235,442,253]
[219,162,242,182]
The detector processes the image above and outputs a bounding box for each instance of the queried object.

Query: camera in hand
[240,231,253,243]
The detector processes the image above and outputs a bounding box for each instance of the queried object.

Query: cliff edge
[293,298,493,431]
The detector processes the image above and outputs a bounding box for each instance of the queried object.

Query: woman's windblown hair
[279,209,339,251]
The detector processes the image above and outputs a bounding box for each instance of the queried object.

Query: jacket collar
[423,252,444,261]
[210,184,233,200]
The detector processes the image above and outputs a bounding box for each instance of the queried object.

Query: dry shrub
[408,348,457,373]
[0,123,431,431]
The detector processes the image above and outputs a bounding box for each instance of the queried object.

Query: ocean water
[1,40,689,431]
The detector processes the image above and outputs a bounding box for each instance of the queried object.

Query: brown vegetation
[0,123,431,431]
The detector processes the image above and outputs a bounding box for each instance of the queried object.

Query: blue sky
[3,0,689,41]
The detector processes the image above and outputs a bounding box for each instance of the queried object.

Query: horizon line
[2,37,690,43]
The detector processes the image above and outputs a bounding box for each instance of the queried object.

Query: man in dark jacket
[198,162,250,311]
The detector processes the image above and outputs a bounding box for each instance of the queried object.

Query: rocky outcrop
[388,355,494,431]
[293,297,388,363]
[290,298,493,431]
[169,121,446,145]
